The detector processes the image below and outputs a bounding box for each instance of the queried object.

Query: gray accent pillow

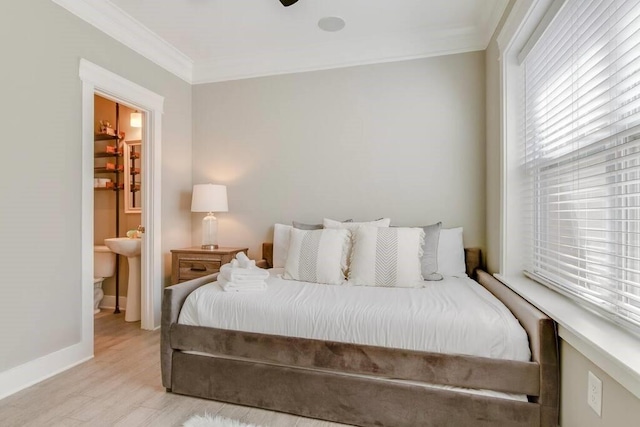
[292,221,323,230]
[421,222,443,281]
[293,219,354,230]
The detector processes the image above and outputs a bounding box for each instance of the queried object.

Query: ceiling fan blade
[279,0,299,6]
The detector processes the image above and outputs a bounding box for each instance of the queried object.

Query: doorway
[80,59,164,357]
[93,94,144,322]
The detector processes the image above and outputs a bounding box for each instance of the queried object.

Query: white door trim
[79,59,164,334]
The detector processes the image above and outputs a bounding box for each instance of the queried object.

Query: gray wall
[485,2,640,425]
[560,341,640,426]
[0,0,192,372]
[192,53,486,259]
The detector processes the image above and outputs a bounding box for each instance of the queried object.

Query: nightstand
[170,247,248,285]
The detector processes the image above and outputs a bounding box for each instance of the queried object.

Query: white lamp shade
[191,184,228,213]
[130,112,142,128]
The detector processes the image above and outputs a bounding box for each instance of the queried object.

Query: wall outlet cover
[587,371,602,417]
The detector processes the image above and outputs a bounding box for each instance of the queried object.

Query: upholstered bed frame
[161,244,559,427]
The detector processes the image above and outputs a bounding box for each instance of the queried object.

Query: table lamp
[191,184,228,249]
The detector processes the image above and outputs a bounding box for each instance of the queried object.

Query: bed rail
[161,272,219,389]
[476,270,559,426]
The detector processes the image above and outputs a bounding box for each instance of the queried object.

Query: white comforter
[178,268,531,362]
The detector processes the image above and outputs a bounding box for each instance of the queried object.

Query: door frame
[79,59,164,340]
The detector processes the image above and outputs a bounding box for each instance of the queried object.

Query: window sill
[495,273,640,399]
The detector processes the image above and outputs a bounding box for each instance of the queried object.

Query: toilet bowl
[94,245,116,314]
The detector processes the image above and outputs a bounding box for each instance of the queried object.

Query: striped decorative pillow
[283,228,350,285]
[348,226,425,288]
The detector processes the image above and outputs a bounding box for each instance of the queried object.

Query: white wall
[0,0,192,374]
[192,53,486,259]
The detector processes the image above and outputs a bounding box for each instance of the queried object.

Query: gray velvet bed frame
[161,244,559,427]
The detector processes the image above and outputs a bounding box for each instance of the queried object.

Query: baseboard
[99,295,127,310]
[0,342,92,400]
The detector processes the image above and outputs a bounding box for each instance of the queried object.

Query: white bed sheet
[178,268,531,362]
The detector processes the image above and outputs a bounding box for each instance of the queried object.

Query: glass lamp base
[202,213,219,249]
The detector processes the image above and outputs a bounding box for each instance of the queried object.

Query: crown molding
[51,0,193,83]
[478,0,510,46]
[53,0,506,85]
[193,26,485,84]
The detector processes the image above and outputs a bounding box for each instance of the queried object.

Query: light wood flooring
[0,311,348,427]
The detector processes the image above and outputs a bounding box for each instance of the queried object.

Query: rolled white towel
[236,251,256,269]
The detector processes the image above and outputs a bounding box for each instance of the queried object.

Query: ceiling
[60,0,508,84]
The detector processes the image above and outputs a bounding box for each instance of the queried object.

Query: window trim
[496,273,640,400]
[497,0,640,397]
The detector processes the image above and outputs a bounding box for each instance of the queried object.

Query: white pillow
[283,228,350,285]
[348,226,424,288]
[437,227,466,277]
[273,223,292,268]
[323,217,391,231]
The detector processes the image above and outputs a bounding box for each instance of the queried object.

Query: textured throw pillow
[437,227,466,277]
[292,221,323,230]
[283,228,350,285]
[348,226,425,288]
[421,222,443,281]
[273,223,293,268]
[323,217,391,231]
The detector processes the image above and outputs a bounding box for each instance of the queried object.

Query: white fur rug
[183,413,263,427]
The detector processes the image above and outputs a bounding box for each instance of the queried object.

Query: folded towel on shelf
[218,275,267,292]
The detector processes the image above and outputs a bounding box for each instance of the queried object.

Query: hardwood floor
[0,311,348,427]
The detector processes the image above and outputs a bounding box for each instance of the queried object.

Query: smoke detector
[318,16,346,32]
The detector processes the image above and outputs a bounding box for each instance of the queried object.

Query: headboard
[260,243,483,278]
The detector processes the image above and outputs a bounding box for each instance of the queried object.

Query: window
[523,0,640,330]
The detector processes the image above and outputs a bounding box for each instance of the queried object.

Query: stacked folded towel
[219,252,269,292]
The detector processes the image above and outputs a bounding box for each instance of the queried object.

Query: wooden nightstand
[170,247,248,285]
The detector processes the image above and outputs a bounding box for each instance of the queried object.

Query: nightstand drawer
[170,247,249,285]
[178,259,221,281]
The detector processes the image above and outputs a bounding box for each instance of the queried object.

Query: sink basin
[104,237,141,257]
[104,237,142,322]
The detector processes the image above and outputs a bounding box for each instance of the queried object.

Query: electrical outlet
[587,371,602,417]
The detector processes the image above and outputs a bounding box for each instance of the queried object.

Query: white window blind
[523,0,640,330]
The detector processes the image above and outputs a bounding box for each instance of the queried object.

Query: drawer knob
[190,264,207,272]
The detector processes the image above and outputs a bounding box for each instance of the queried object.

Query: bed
[161,244,559,427]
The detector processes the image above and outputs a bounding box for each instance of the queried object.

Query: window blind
[523,0,640,330]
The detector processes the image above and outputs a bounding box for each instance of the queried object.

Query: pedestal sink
[104,237,141,322]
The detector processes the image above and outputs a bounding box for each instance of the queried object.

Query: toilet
[94,245,116,314]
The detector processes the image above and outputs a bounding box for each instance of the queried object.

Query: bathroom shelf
[94,151,122,158]
[94,106,123,314]
[95,185,123,192]
[94,133,119,141]
[94,168,123,174]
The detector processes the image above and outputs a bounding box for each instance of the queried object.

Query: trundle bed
[161,244,559,427]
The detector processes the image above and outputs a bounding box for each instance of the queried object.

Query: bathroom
[93,94,144,324]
